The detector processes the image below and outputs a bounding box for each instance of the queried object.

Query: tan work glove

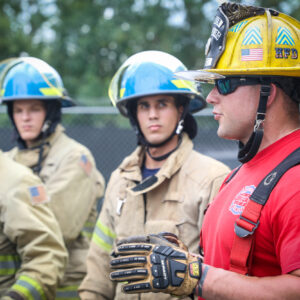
[110,232,202,297]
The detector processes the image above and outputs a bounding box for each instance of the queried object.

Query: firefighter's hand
[110,232,202,296]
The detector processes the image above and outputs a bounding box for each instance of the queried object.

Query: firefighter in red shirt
[108,3,300,300]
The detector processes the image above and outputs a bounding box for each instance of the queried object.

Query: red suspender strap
[229,147,300,275]
[230,201,263,274]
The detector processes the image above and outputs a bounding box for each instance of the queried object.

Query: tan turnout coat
[0,151,67,299]
[79,133,230,300]
[6,125,105,295]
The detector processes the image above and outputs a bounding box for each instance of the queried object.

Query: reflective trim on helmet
[109,51,206,117]
[0,57,75,107]
[180,4,300,82]
[175,70,225,83]
[39,87,63,97]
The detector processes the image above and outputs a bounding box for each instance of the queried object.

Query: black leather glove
[110,232,202,296]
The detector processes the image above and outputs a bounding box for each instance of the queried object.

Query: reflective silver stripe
[56,285,79,299]
[92,220,116,252]
[93,221,115,246]
[81,221,95,238]
[13,275,46,300]
[0,254,20,275]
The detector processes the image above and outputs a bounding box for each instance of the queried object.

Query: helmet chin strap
[146,134,183,161]
[238,84,271,163]
[142,104,189,162]
[32,119,52,174]
[127,99,190,162]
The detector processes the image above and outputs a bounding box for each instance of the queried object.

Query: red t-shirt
[202,130,300,278]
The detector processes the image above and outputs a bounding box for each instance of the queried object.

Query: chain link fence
[0,106,240,182]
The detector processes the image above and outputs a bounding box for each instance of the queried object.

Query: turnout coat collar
[118,133,193,196]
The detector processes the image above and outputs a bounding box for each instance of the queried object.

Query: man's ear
[177,105,184,122]
[178,105,184,114]
[266,83,278,108]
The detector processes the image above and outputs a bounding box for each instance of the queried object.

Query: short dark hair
[271,77,300,104]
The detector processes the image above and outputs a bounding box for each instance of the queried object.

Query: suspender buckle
[234,216,260,238]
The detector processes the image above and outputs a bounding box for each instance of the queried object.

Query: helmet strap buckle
[254,113,266,131]
[176,120,184,135]
[42,120,52,133]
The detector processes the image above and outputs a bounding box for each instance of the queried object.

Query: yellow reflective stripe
[39,87,63,96]
[120,88,125,99]
[0,88,4,96]
[56,285,79,299]
[81,221,96,239]
[84,221,95,228]
[82,231,92,239]
[12,275,46,300]
[0,254,20,262]
[0,254,20,275]
[96,220,116,239]
[92,234,113,252]
[92,220,116,252]
[171,79,197,92]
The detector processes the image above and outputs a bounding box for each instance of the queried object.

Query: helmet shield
[204,4,229,70]
[109,50,206,117]
[0,57,75,107]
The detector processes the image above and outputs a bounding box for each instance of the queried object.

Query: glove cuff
[194,264,210,297]
[189,257,202,279]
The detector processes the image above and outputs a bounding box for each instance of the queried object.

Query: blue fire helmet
[109,51,206,117]
[0,57,75,107]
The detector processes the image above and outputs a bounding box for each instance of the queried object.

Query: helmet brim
[117,90,206,117]
[1,96,75,107]
[175,70,225,83]
[175,67,300,83]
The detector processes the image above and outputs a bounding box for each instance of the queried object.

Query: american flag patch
[241,48,263,61]
[28,185,49,205]
[79,154,92,175]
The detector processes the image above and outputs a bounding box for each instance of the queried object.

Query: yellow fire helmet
[176,2,300,164]
[176,2,300,82]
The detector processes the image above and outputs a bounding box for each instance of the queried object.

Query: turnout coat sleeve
[78,173,118,300]
[6,126,105,293]
[43,145,105,243]
[0,153,67,299]
[6,126,105,244]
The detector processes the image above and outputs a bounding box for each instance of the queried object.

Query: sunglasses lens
[215,78,261,95]
[216,79,232,95]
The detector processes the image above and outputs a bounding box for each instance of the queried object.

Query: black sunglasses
[215,77,262,95]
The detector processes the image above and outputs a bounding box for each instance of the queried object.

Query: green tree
[1,0,299,105]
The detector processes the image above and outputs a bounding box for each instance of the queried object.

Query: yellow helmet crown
[178,2,300,81]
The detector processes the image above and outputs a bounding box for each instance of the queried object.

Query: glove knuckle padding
[110,239,201,296]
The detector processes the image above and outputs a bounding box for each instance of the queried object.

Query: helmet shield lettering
[175,3,300,82]
[204,6,229,69]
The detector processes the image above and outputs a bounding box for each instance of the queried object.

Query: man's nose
[149,106,158,118]
[21,111,30,120]
[206,86,219,105]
